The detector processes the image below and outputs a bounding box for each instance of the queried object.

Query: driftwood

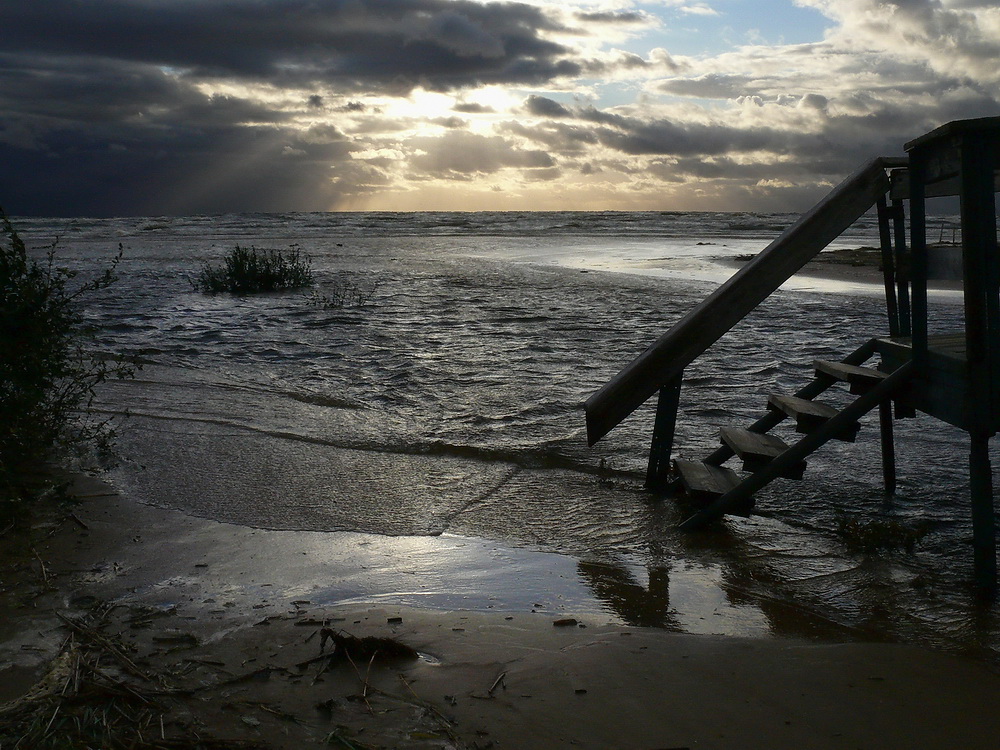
[317,628,419,663]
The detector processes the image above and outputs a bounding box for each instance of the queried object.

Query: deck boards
[877,333,968,361]
[873,331,981,430]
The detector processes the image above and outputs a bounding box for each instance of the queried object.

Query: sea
[14,210,1000,661]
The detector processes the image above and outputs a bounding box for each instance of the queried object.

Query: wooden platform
[874,333,986,431]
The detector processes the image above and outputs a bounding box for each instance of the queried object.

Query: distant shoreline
[722,246,963,290]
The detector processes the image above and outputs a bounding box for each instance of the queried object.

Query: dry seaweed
[0,608,267,749]
[317,627,420,663]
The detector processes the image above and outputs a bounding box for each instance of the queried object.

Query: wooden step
[673,459,740,498]
[767,394,859,442]
[814,359,888,394]
[673,459,751,517]
[720,427,806,479]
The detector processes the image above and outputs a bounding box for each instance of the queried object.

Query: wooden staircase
[671,342,914,530]
[585,118,1000,594]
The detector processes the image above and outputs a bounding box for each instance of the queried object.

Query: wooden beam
[646,372,683,491]
[891,199,911,339]
[585,158,892,446]
[888,171,1000,201]
[877,197,900,336]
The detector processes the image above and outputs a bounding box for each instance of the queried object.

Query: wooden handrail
[585,157,896,446]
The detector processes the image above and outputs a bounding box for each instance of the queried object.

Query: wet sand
[4,474,1000,749]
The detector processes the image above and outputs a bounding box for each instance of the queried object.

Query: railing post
[645,371,682,491]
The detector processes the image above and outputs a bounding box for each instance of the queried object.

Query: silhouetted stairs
[671,341,914,529]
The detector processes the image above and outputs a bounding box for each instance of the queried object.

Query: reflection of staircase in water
[585,117,1000,595]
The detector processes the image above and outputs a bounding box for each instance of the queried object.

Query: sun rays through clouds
[1,0,998,215]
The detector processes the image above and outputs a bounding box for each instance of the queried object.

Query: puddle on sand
[105,528,789,640]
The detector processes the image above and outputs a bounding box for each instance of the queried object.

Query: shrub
[195,245,313,293]
[0,212,133,511]
[308,278,379,309]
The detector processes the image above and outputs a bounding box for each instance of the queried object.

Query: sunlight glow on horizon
[3,0,999,216]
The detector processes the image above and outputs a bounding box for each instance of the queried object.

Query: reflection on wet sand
[577,562,677,629]
[573,519,1000,658]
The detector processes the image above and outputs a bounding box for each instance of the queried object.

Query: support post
[907,154,928,369]
[877,197,900,337]
[891,199,912,337]
[879,400,896,495]
[646,371,682,492]
[959,130,999,598]
[970,432,997,598]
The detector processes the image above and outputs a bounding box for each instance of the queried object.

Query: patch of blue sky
[632,0,834,57]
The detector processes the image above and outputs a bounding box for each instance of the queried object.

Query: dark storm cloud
[0,51,344,215]
[523,95,573,118]
[0,0,586,214]
[453,102,496,114]
[430,116,469,128]
[508,105,787,159]
[0,0,577,93]
[501,120,598,154]
[575,10,650,24]
[579,107,783,156]
[2,119,357,216]
[506,93,993,187]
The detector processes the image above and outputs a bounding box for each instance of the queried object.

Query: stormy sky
[2,0,998,216]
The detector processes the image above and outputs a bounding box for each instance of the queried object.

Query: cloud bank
[1,0,997,214]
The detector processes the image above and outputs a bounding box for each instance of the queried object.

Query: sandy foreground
[3,473,1000,750]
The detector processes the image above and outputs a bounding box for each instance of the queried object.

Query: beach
[4,472,1000,748]
[3,211,998,746]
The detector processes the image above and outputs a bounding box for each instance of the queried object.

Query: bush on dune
[195,245,313,294]
[0,212,133,515]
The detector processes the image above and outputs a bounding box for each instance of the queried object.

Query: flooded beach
[12,210,999,661]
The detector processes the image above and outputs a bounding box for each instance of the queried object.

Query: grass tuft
[308,277,378,310]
